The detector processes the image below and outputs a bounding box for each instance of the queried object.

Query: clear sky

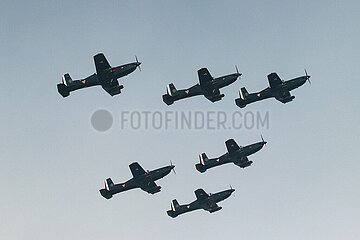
[1,1,359,239]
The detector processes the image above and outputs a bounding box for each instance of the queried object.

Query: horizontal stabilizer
[57,83,70,97]
[99,189,113,199]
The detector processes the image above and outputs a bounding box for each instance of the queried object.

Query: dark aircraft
[195,137,266,173]
[167,187,235,218]
[162,67,241,105]
[235,70,311,108]
[57,53,141,97]
[99,162,175,199]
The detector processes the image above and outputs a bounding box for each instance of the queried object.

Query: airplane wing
[234,156,252,168]
[94,53,111,75]
[101,79,121,96]
[195,188,209,200]
[203,202,221,212]
[204,88,224,102]
[141,180,161,194]
[267,72,283,89]
[129,162,146,178]
[225,139,240,156]
[198,68,213,86]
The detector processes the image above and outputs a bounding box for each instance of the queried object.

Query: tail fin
[239,87,249,100]
[198,153,208,165]
[57,75,71,97]
[61,73,72,86]
[172,199,180,210]
[104,178,114,191]
[166,83,177,96]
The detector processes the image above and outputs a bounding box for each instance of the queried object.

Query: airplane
[235,70,311,108]
[57,53,141,97]
[195,137,267,173]
[99,162,175,199]
[167,187,235,218]
[162,66,241,105]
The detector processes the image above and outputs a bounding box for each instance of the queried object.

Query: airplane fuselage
[99,62,140,83]
[257,76,307,98]
[203,73,240,90]
[135,165,174,184]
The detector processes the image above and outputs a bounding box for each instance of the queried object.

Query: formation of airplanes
[58,53,310,218]
[57,53,310,109]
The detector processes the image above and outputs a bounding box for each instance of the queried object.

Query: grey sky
[1,1,359,239]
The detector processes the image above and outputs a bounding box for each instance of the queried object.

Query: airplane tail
[99,178,114,199]
[57,73,72,97]
[163,83,177,105]
[61,73,73,86]
[235,87,249,108]
[166,199,180,218]
[239,87,249,100]
[172,199,180,210]
[166,83,177,96]
[198,153,208,165]
[104,178,115,191]
[195,153,208,173]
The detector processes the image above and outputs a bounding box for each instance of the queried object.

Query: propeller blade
[171,202,174,211]
[235,65,239,74]
[230,184,235,197]
[261,134,267,146]
[135,56,141,72]
[304,68,311,84]
[170,161,176,174]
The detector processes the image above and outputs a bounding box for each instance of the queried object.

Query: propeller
[235,65,241,78]
[135,55,141,72]
[170,202,174,211]
[229,184,235,197]
[304,68,311,84]
[170,160,176,174]
[261,134,267,146]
